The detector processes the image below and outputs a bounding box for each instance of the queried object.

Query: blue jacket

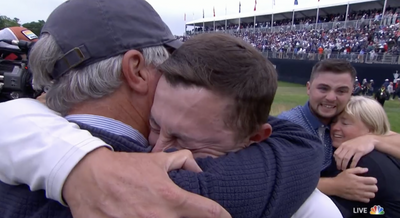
[0,116,324,218]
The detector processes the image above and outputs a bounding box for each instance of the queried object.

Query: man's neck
[308,104,331,126]
[319,118,331,126]
[68,96,149,138]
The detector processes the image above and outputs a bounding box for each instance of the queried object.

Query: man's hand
[333,167,378,203]
[63,147,231,218]
[334,135,375,170]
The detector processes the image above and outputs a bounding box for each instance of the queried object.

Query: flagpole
[202,9,205,33]
[271,0,274,29]
[192,12,195,34]
[381,0,388,26]
[254,16,256,31]
[238,1,241,32]
[254,0,257,31]
[225,3,227,32]
[292,9,295,27]
[184,13,186,36]
[316,1,320,27]
[345,1,349,28]
[239,17,241,32]
[292,0,297,27]
[213,7,215,31]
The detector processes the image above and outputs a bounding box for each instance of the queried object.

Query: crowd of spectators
[243,22,399,63]
[179,6,400,64]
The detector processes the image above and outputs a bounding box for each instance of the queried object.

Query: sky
[2,0,375,35]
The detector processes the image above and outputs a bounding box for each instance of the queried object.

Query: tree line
[0,16,45,36]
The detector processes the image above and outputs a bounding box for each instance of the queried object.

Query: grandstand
[185,0,399,33]
[184,0,400,65]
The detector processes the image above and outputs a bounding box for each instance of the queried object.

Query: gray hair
[30,34,169,115]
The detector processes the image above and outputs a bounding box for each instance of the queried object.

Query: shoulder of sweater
[195,129,321,171]
[268,116,308,134]
[276,106,304,120]
[267,117,324,155]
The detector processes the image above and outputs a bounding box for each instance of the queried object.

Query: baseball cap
[42,0,182,80]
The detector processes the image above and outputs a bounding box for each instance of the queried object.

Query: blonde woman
[327,96,400,217]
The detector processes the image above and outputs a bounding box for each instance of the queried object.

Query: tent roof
[186,0,399,25]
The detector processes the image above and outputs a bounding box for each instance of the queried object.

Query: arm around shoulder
[0,98,110,204]
[168,147,277,218]
[373,132,400,159]
[169,117,323,218]
[318,177,339,197]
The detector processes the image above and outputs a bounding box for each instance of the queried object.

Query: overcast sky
[2,0,374,35]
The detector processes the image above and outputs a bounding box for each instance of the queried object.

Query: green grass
[271,82,400,133]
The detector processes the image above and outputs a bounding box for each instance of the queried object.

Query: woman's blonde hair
[344,96,390,135]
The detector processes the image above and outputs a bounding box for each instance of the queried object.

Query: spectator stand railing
[262,50,400,65]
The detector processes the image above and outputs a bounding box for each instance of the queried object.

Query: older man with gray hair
[0,0,229,218]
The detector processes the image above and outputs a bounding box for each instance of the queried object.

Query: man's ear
[121,50,148,95]
[306,81,311,96]
[249,123,272,143]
